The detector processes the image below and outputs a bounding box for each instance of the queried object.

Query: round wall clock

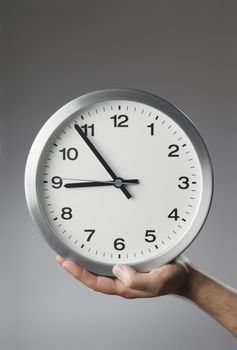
[25,89,213,276]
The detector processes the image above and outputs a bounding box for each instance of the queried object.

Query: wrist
[177,261,206,301]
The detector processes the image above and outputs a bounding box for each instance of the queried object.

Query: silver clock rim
[25,88,214,276]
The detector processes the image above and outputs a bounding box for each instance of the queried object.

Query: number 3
[178,176,190,189]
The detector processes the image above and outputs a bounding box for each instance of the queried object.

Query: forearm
[180,263,237,337]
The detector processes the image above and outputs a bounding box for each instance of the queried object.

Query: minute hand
[74,123,132,199]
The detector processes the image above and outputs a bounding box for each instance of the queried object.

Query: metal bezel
[25,89,213,276]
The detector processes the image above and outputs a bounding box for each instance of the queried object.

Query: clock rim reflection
[25,89,213,276]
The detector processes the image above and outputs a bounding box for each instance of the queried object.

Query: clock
[25,89,213,276]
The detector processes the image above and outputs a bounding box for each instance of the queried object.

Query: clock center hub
[114,178,123,188]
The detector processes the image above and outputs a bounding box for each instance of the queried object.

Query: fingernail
[113,265,124,277]
[61,261,71,272]
[56,255,64,265]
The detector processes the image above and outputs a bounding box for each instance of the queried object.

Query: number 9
[51,176,63,189]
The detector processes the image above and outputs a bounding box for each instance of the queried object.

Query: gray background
[1,0,237,349]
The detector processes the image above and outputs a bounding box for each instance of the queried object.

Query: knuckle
[80,268,87,281]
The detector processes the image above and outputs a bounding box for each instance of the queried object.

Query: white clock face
[25,90,213,275]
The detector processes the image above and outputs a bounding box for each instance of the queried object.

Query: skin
[56,255,237,338]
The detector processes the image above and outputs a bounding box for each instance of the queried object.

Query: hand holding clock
[56,255,188,298]
[56,255,237,338]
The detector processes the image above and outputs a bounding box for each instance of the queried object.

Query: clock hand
[62,178,139,183]
[64,178,139,188]
[74,123,132,199]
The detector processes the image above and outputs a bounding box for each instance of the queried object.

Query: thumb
[113,264,152,291]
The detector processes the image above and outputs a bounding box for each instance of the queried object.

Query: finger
[56,255,65,265]
[62,260,120,294]
[62,260,152,298]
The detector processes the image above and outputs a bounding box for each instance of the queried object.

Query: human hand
[56,255,190,299]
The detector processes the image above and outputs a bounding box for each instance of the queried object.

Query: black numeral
[168,144,179,157]
[114,238,125,250]
[110,115,129,127]
[168,208,180,221]
[59,147,78,160]
[81,124,95,136]
[84,229,95,242]
[61,207,72,220]
[145,230,156,242]
[51,176,62,189]
[147,123,154,136]
[178,176,190,189]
